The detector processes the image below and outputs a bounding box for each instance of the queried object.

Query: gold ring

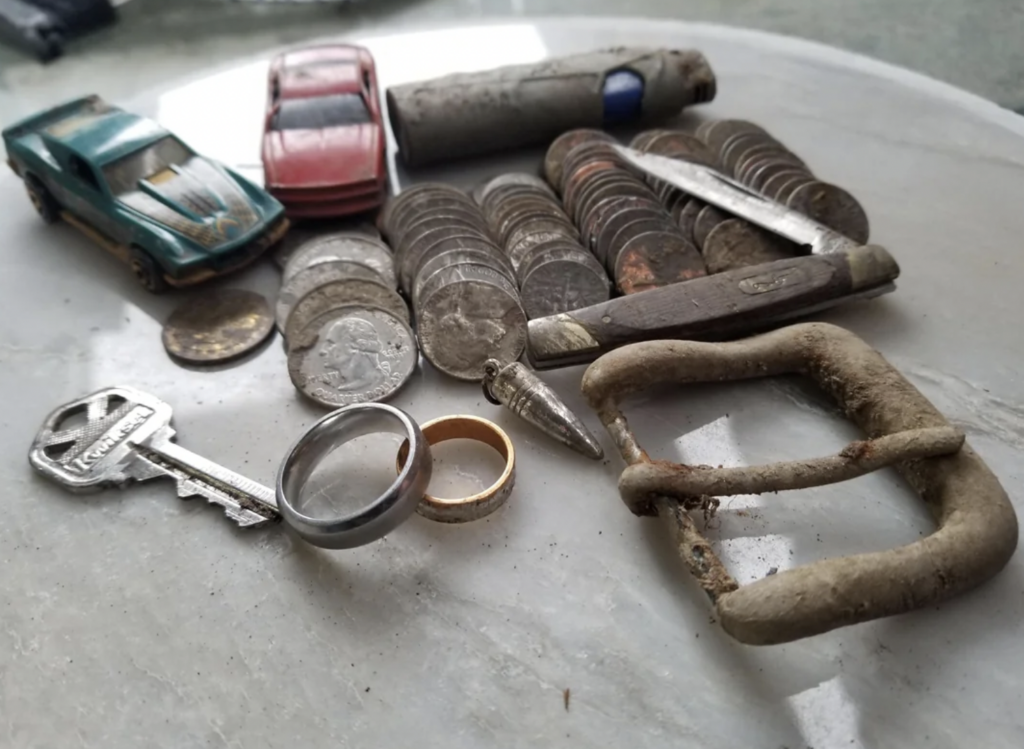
[396,414,516,523]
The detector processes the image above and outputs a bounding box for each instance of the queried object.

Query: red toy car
[261,44,387,219]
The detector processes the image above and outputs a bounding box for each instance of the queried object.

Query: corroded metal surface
[581,323,1017,645]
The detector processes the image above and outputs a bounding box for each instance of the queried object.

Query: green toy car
[3,95,288,292]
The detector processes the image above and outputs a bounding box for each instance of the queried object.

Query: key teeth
[175,478,274,529]
[226,506,275,529]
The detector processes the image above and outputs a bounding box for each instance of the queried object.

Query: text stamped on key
[31,387,174,491]
[66,406,155,475]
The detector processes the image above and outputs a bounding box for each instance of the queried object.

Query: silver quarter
[398,224,494,293]
[381,182,471,240]
[272,224,383,270]
[505,216,578,257]
[406,232,510,283]
[507,233,579,274]
[284,278,410,346]
[416,264,527,381]
[288,306,417,407]
[276,260,388,332]
[414,248,516,306]
[474,172,555,206]
[283,234,397,287]
[518,248,611,319]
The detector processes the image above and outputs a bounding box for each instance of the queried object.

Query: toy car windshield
[271,93,371,130]
[102,135,195,197]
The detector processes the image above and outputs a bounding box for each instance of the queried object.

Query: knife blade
[612,146,858,254]
[526,147,900,369]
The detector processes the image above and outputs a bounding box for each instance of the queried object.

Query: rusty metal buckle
[581,322,1018,645]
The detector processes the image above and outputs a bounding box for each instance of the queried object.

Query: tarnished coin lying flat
[284,233,397,287]
[276,260,388,332]
[162,289,274,364]
[284,278,410,346]
[288,306,417,407]
[416,264,528,381]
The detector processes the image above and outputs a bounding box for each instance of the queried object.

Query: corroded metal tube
[386,47,717,167]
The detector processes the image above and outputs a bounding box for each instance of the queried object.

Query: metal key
[29,386,279,528]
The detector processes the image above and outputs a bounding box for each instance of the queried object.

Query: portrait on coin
[317,317,391,392]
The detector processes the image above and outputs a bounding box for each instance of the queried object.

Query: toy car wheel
[25,177,60,224]
[129,248,168,294]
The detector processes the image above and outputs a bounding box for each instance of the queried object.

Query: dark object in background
[0,0,115,62]
[386,47,717,168]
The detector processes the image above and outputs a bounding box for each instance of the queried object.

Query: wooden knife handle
[527,245,898,369]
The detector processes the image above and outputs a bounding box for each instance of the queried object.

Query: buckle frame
[582,323,1018,645]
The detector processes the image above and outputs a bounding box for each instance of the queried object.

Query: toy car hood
[119,157,268,251]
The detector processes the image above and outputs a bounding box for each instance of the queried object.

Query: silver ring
[276,403,431,549]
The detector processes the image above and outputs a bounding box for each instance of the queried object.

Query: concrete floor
[1,0,1024,128]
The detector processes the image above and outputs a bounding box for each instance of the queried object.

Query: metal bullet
[482,359,604,460]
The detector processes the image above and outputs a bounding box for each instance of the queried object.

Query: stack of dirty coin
[694,119,870,244]
[381,183,528,382]
[277,232,417,408]
[475,172,611,319]
[544,129,707,295]
[629,127,802,273]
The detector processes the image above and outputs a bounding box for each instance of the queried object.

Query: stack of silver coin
[278,232,417,408]
[628,127,799,273]
[693,119,870,245]
[381,183,528,382]
[475,173,611,319]
[544,129,708,295]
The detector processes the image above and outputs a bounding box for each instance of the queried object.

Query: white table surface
[2,19,1023,749]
